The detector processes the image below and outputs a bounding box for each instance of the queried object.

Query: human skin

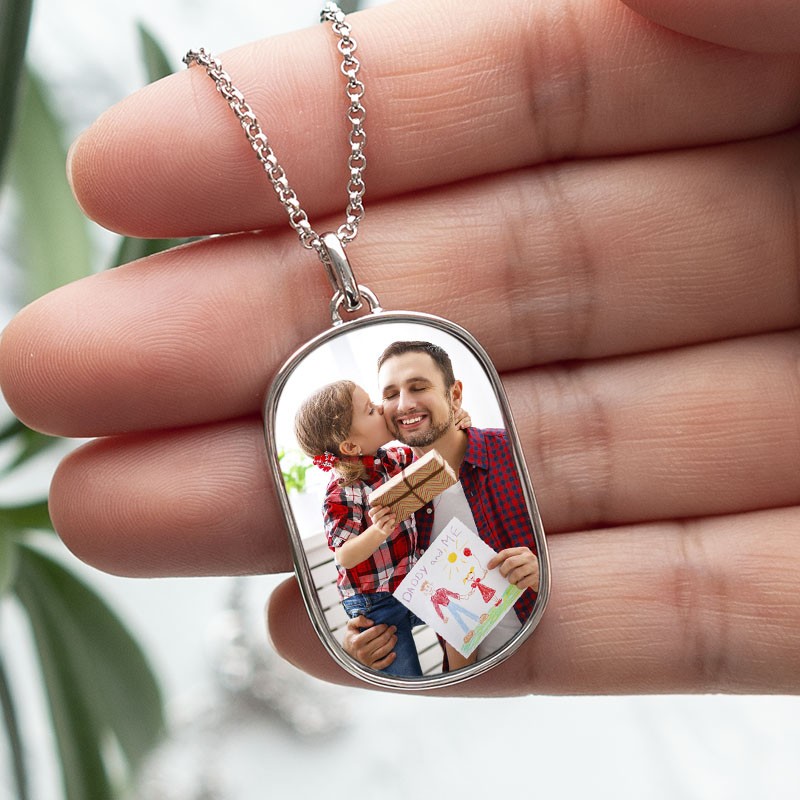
[341,348,538,670]
[1,0,799,695]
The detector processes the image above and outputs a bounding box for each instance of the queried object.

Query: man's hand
[488,548,539,592]
[341,616,397,671]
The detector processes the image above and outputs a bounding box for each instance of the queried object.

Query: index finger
[68,0,800,238]
[487,547,524,569]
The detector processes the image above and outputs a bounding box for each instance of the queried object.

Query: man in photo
[343,341,539,672]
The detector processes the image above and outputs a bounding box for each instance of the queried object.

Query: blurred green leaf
[0,419,57,475]
[0,649,30,800]
[0,415,23,443]
[14,545,165,797]
[279,448,313,494]
[0,534,18,595]
[0,502,51,596]
[336,0,363,13]
[137,23,174,83]
[110,234,189,269]
[9,70,93,302]
[14,552,113,799]
[0,0,33,181]
[0,500,52,533]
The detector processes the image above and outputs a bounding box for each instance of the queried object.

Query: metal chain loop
[183,1,366,251]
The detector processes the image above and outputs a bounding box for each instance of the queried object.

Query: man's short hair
[377,341,455,390]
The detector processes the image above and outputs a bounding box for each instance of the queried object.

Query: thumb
[265,577,353,684]
[621,0,800,54]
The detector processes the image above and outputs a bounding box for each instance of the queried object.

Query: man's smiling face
[378,351,460,448]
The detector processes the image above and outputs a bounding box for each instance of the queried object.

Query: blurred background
[1,1,799,798]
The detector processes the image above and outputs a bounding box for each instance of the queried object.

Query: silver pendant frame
[263,308,550,690]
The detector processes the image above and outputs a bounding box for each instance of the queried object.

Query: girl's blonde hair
[294,379,367,486]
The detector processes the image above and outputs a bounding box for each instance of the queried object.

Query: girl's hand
[454,408,472,430]
[367,505,397,539]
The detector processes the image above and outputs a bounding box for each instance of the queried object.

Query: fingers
[453,408,471,430]
[342,613,398,669]
[269,581,375,685]
[622,0,800,53]
[48,332,800,576]
[6,130,800,437]
[363,637,398,672]
[346,615,373,630]
[267,507,800,694]
[366,507,379,525]
[523,332,800,533]
[50,418,286,578]
[488,548,540,590]
[67,0,800,237]
[367,505,395,532]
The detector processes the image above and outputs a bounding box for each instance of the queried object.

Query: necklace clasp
[318,232,382,326]
[318,231,362,312]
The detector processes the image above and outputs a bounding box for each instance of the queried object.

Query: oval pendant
[264,310,550,690]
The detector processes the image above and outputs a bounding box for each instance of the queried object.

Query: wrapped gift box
[369,449,457,520]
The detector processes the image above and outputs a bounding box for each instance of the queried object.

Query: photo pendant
[264,308,550,690]
[183,5,548,689]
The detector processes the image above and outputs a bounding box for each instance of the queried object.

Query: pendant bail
[318,232,361,312]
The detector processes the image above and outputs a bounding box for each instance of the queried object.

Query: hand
[454,408,471,430]
[341,616,397,671]
[488,548,539,592]
[2,0,800,695]
[366,505,397,538]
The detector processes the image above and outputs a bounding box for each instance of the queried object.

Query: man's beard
[392,409,453,447]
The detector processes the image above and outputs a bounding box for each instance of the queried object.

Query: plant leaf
[109,234,189,269]
[13,545,165,796]
[13,553,112,800]
[0,416,23,443]
[0,0,33,181]
[9,70,93,302]
[0,420,57,476]
[0,501,52,533]
[137,23,174,83]
[0,534,19,595]
[0,503,52,596]
[0,648,30,800]
[337,0,363,13]
[0,538,16,597]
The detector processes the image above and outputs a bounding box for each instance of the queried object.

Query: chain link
[183,2,366,251]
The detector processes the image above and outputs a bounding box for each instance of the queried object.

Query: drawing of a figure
[420,580,483,642]
[464,566,502,606]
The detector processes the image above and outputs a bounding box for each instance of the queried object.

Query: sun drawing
[445,548,470,580]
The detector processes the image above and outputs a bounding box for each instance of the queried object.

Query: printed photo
[273,321,541,678]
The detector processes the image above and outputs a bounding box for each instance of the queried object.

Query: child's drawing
[393,517,523,656]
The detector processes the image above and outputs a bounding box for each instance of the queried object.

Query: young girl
[294,379,469,678]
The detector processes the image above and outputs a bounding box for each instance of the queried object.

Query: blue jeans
[341,592,424,677]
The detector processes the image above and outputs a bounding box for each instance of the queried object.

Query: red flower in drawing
[463,547,472,557]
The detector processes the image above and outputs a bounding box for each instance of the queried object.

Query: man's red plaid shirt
[414,427,538,624]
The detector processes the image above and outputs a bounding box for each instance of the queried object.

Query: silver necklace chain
[183,2,366,253]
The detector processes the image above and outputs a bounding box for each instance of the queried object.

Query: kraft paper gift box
[368,449,457,520]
